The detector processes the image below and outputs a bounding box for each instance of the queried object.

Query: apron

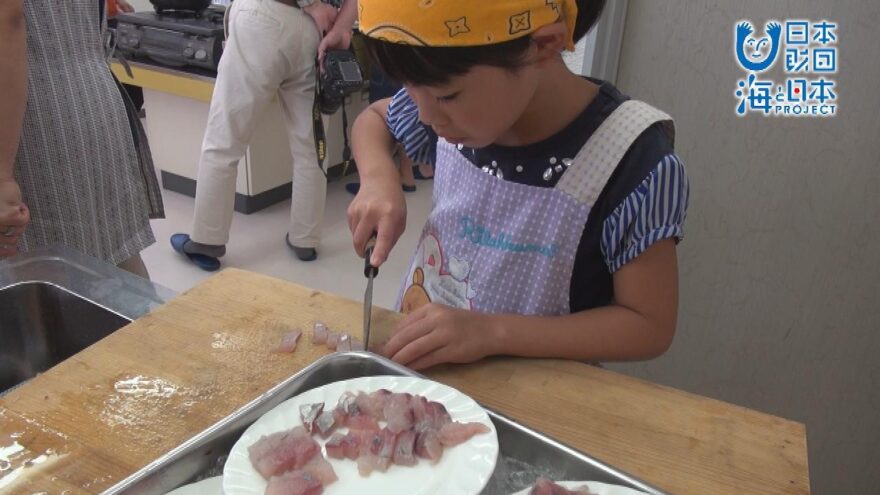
[398,100,674,316]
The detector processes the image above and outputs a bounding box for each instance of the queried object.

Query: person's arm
[316,0,357,61]
[383,239,679,370]
[302,2,338,34]
[0,0,26,180]
[347,98,407,266]
[0,0,31,257]
[490,238,678,360]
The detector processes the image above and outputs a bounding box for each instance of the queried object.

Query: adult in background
[171,0,358,270]
[0,0,164,278]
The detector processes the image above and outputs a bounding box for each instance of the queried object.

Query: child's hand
[382,303,497,370]
[347,177,406,267]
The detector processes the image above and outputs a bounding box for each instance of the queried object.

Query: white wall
[563,0,628,83]
[607,1,880,494]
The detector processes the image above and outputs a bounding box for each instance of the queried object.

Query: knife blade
[363,236,378,352]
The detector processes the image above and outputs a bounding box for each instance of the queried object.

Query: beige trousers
[191,0,325,248]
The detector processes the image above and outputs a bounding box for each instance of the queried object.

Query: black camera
[318,49,364,114]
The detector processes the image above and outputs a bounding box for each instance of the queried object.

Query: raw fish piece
[326,432,361,460]
[333,407,347,426]
[392,429,417,466]
[336,333,352,351]
[361,428,393,472]
[274,329,302,353]
[300,455,338,485]
[314,410,338,438]
[312,322,329,345]
[411,395,430,427]
[529,478,595,495]
[345,413,380,433]
[376,426,397,466]
[414,428,443,463]
[349,428,379,452]
[324,433,347,460]
[427,400,453,428]
[356,453,388,476]
[325,331,340,350]
[248,426,320,479]
[299,403,324,433]
[383,393,415,433]
[437,421,491,447]
[355,389,391,421]
[265,471,323,495]
[336,391,359,417]
[342,434,361,460]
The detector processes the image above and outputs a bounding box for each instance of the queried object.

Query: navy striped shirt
[387,81,689,311]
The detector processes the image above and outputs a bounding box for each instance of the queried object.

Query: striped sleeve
[601,154,690,273]
[386,88,437,165]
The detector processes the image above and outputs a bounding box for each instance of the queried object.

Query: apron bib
[398,100,674,316]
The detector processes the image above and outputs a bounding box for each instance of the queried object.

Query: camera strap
[312,64,354,180]
[312,67,328,177]
[340,98,352,175]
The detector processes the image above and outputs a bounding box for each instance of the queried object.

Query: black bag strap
[313,64,354,180]
[313,66,328,177]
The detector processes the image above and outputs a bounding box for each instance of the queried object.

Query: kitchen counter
[0,269,810,494]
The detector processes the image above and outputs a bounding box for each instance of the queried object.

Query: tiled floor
[141,176,433,311]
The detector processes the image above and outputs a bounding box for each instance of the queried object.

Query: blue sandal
[170,233,221,272]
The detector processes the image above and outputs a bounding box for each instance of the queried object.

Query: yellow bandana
[358,0,579,51]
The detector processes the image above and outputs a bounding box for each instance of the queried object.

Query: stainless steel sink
[0,281,132,392]
[0,246,175,395]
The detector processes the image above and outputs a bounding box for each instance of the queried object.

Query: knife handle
[364,235,379,278]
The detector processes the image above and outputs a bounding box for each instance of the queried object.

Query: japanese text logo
[734,20,838,117]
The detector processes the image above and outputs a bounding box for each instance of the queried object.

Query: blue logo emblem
[734,19,838,117]
[735,21,782,72]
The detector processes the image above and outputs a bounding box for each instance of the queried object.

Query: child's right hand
[347,177,407,267]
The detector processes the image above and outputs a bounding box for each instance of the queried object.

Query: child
[345,91,438,195]
[348,0,689,370]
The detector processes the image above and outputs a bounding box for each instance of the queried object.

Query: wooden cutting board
[0,268,809,494]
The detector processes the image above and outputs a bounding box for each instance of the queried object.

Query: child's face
[405,64,541,149]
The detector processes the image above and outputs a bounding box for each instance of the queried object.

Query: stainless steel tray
[106,353,667,494]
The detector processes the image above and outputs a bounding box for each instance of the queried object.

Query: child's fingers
[384,308,431,358]
[405,348,448,371]
[395,304,430,333]
[371,216,399,267]
[346,201,360,235]
[352,219,376,258]
[390,328,444,367]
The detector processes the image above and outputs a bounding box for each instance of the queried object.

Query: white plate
[223,375,499,495]
[511,480,648,495]
[166,476,223,495]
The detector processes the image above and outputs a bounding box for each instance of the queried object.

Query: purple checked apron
[397,101,674,315]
